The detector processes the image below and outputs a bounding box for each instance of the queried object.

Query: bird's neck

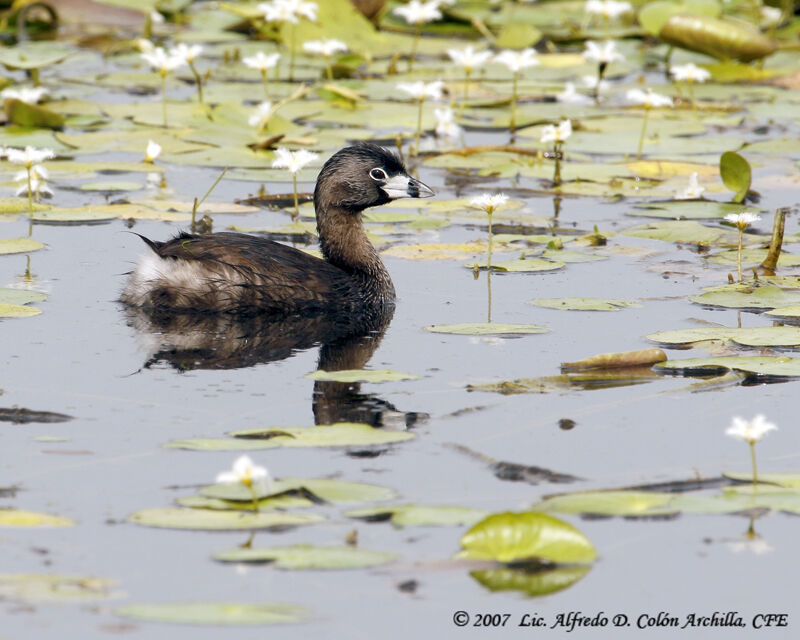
[316,205,394,301]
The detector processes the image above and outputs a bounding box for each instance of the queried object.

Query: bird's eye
[369,167,388,181]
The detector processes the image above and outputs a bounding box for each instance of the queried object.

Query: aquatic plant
[169,43,205,104]
[540,119,572,187]
[494,48,539,135]
[675,172,704,200]
[434,107,462,144]
[447,45,491,110]
[259,0,318,81]
[724,212,761,283]
[243,51,281,99]
[144,140,161,164]
[670,62,710,111]
[626,88,674,159]
[303,39,348,81]
[271,147,320,219]
[726,415,776,485]
[140,47,187,128]
[397,80,444,154]
[248,100,274,132]
[216,455,271,512]
[393,0,442,72]
[7,146,55,222]
[583,40,622,101]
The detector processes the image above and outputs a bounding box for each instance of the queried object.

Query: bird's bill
[381,174,435,199]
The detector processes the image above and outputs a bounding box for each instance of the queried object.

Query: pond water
[2,0,800,638]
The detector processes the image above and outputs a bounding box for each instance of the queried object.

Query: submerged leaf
[458,512,596,564]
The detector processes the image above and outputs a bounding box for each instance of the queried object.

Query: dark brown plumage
[121,143,433,316]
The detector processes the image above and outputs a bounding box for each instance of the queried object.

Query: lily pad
[0,289,46,305]
[0,304,41,318]
[530,298,640,311]
[533,491,676,517]
[654,356,800,378]
[0,42,74,70]
[0,574,119,603]
[346,505,489,528]
[0,238,44,255]
[116,602,311,626]
[0,509,74,527]
[213,545,396,569]
[458,512,596,564]
[720,151,751,203]
[723,473,800,488]
[627,201,751,220]
[200,477,395,505]
[484,258,566,272]
[305,369,420,383]
[128,508,323,530]
[690,285,800,310]
[424,323,548,335]
[624,220,751,246]
[78,181,143,192]
[647,326,800,348]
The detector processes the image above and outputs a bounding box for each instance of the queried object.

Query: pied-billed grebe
[121,143,434,315]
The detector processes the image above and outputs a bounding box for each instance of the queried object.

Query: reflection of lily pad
[424,323,548,335]
[530,298,639,311]
[214,545,396,569]
[129,508,323,531]
[116,602,311,626]
[471,565,591,598]
[458,512,596,564]
[305,369,420,383]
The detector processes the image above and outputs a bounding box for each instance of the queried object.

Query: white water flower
[145,140,162,163]
[540,119,572,144]
[243,51,281,72]
[627,88,673,108]
[585,0,632,18]
[0,86,47,104]
[675,172,705,200]
[7,146,56,168]
[726,415,776,443]
[16,177,53,198]
[583,40,624,65]
[302,39,348,58]
[393,0,442,24]
[14,165,49,182]
[470,193,508,214]
[150,9,164,24]
[494,48,539,73]
[447,45,492,73]
[141,47,186,74]
[272,147,319,173]
[397,80,444,101]
[724,212,761,228]
[248,101,274,129]
[761,5,782,25]
[670,62,711,83]
[260,0,317,22]
[556,82,592,105]
[169,43,203,65]
[434,107,462,139]
[216,455,270,490]
[285,0,317,20]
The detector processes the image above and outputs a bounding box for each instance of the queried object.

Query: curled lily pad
[530,298,640,311]
[719,151,751,203]
[561,348,667,371]
[0,238,44,255]
[659,14,777,62]
[346,505,489,528]
[128,507,323,530]
[0,509,74,527]
[424,323,548,335]
[305,369,420,383]
[213,545,396,569]
[116,602,311,626]
[471,565,591,597]
[458,512,597,564]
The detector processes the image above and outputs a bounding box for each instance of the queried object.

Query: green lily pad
[346,505,489,528]
[0,304,41,318]
[32,209,117,224]
[471,565,591,597]
[720,151,751,203]
[654,356,800,377]
[116,602,311,626]
[530,298,640,311]
[0,42,74,70]
[424,323,548,335]
[0,574,120,603]
[0,509,74,527]
[200,477,396,505]
[627,201,751,220]
[765,306,800,319]
[639,0,722,36]
[0,238,44,255]
[458,512,596,564]
[647,326,800,347]
[533,491,676,517]
[690,285,800,310]
[305,369,420,383]
[624,220,752,246]
[4,99,65,129]
[707,249,800,267]
[483,258,566,272]
[128,507,323,530]
[213,545,396,569]
[0,289,46,305]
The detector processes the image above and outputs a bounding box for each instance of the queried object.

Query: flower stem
[749,440,758,485]
[409,26,420,72]
[737,225,744,283]
[261,69,270,99]
[487,209,493,271]
[510,72,518,134]
[414,97,424,156]
[325,57,333,81]
[459,68,471,116]
[161,71,168,128]
[289,24,296,81]
[593,63,605,103]
[636,107,649,159]
[487,267,493,324]
[553,142,562,186]
[292,173,299,221]
[189,61,203,103]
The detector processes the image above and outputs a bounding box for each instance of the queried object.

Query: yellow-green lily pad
[530,298,640,311]
[213,545,396,569]
[0,304,41,318]
[346,504,489,528]
[0,574,119,602]
[116,602,311,626]
[128,507,323,531]
[0,238,44,255]
[0,509,74,527]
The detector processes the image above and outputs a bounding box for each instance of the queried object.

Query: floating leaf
[0,289,46,305]
[690,285,800,310]
[484,258,566,272]
[561,348,667,371]
[4,99,65,129]
[0,238,44,255]
[765,306,800,319]
[659,14,777,62]
[723,473,800,488]
[0,42,73,70]
[200,477,395,505]
[382,242,489,260]
[79,181,143,192]
[0,509,74,527]
[530,298,640,311]
[533,491,676,517]
[305,369,420,383]
[0,304,41,318]
[0,574,119,603]
[471,565,591,597]
[458,512,596,564]
[424,323,548,335]
[213,545,396,569]
[655,356,800,378]
[494,23,542,49]
[647,326,800,348]
[626,201,750,220]
[116,602,311,626]
[346,505,488,528]
[719,151,751,203]
[624,220,749,246]
[129,508,323,531]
